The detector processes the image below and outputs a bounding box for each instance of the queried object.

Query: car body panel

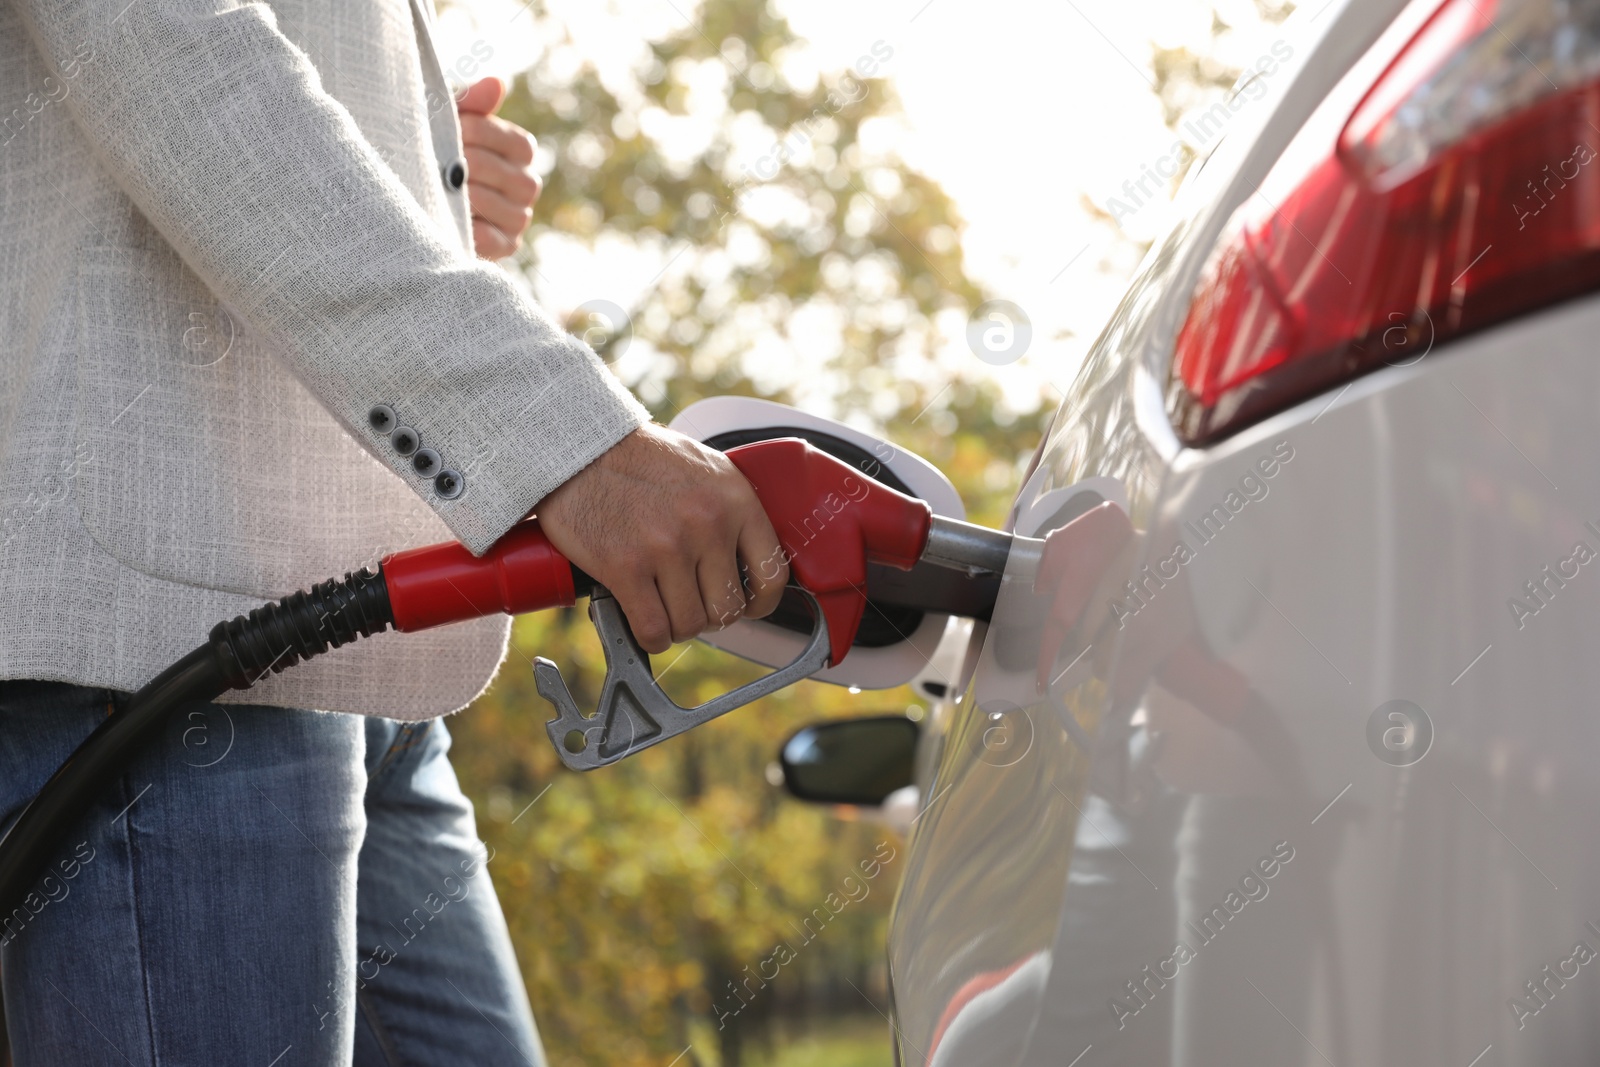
[885,0,1600,1063]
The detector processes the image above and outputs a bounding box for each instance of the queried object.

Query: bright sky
[436,0,1288,416]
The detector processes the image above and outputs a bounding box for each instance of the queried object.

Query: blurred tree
[445,0,1051,1064]
[1145,0,1299,199]
[497,0,998,422]
[1079,0,1297,265]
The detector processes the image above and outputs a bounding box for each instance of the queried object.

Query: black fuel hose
[0,567,394,923]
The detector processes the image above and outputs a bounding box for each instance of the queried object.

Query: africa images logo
[1109,441,1294,629]
[1110,841,1296,1030]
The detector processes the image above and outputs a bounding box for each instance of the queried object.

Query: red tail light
[1169,0,1600,444]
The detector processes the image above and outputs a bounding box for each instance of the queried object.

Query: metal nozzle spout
[921,514,1042,578]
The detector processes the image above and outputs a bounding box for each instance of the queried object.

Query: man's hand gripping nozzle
[534,437,934,769]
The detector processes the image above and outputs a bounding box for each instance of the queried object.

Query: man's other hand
[535,425,791,654]
[455,77,542,260]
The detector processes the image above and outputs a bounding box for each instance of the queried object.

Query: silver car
[783,0,1600,1062]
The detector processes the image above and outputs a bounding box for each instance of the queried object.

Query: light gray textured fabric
[0,0,651,718]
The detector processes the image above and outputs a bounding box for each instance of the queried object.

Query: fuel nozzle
[376,437,1035,770]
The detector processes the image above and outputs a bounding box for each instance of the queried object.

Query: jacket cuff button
[442,159,467,191]
[434,470,465,500]
[412,448,441,477]
[368,405,395,433]
[391,426,420,457]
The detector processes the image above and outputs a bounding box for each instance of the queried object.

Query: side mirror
[778,716,920,806]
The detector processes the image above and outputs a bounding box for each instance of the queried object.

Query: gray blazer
[1,0,649,717]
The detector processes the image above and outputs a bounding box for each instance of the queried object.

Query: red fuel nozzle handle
[725,438,931,665]
[380,438,935,666]
[383,521,582,633]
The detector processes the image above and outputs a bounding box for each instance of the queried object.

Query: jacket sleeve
[14,0,650,554]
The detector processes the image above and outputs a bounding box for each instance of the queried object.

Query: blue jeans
[0,680,545,1066]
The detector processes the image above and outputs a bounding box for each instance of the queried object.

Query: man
[0,1,786,1064]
